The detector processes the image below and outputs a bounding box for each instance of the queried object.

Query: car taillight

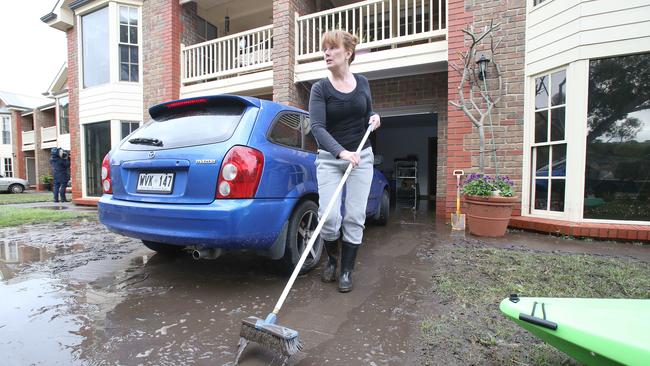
[101,153,112,194]
[216,146,264,199]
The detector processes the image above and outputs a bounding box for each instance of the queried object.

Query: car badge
[196,159,216,164]
[148,151,155,159]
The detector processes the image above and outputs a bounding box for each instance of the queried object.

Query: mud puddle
[0,207,445,365]
[2,203,646,365]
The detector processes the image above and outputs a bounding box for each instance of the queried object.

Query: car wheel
[9,184,24,194]
[142,240,184,255]
[375,189,390,226]
[281,200,323,275]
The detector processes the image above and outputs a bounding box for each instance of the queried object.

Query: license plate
[137,173,175,194]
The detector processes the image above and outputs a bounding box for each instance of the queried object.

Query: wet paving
[1,202,648,365]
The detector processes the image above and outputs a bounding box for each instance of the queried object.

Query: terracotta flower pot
[464,195,518,237]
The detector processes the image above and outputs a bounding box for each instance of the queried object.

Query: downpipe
[191,248,222,260]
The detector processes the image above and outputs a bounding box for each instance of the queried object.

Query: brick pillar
[143,0,182,118]
[67,26,82,201]
[443,0,474,220]
[272,0,315,109]
[272,0,299,107]
[11,110,25,180]
[33,109,50,191]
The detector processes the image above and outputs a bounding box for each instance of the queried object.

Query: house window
[3,158,12,177]
[119,6,139,82]
[82,6,110,87]
[58,96,69,134]
[532,69,567,212]
[584,52,650,221]
[197,16,217,43]
[121,121,140,139]
[1,115,10,144]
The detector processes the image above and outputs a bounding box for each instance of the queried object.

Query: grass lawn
[0,192,55,205]
[0,206,96,227]
[418,243,650,365]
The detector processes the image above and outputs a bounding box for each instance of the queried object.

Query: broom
[236,124,375,363]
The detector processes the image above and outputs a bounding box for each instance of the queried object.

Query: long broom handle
[272,125,374,314]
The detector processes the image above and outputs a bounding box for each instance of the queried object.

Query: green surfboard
[500,296,650,366]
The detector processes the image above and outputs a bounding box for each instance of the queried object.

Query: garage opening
[371,112,438,214]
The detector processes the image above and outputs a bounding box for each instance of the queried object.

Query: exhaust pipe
[192,248,222,260]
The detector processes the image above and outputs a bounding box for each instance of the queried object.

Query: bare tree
[449,21,504,173]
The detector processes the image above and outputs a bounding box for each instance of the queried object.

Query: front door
[84,121,111,197]
[26,157,36,186]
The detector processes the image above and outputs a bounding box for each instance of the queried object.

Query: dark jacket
[50,148,70,182]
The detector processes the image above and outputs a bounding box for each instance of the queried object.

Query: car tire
[374,189,390,226]
[142,240,184,255]
[9,184,24,194]
[281,200,323,275]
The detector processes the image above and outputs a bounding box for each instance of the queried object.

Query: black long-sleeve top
[308,73,374,158]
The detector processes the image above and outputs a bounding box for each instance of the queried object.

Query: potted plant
[449,21,518,237]
[461,174,517,237]
[41,174,53,191]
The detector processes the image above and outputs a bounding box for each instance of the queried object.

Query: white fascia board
[295,42,448,83]
[46,63,68,96]
[181,70,273,98]
[43,0,74,31]
[75,0,143,15]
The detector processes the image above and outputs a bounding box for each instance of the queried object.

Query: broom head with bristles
[239,315,304,357]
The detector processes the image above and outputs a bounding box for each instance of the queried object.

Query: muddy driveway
[0,208,443,366]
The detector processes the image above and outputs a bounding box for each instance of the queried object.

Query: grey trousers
[315,147,374,245]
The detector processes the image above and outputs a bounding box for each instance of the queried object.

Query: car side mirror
[373,155,383,166]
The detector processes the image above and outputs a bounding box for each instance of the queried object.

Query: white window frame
[120,120,140,140]
[529,68,568,216]
[3,158,13,177]
[1,115,11,145]
[76,1,143,90]
[57,94,70,135]
[523,63,587,221]
[524,59,650,225]
[118,5,140,82]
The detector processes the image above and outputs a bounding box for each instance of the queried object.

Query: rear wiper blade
[129,137,163,146]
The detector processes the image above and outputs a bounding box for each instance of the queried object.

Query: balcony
[41,126,58,149]
[22,130,35,151]
[179,0,447,96]
[295,0,447,82]
[180,25,274,98]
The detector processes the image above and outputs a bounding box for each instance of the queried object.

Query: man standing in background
[50,148,70,203]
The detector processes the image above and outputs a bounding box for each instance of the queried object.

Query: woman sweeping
[309,29,381,293]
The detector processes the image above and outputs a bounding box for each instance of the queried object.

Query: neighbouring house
[0,90,56,188]
[40,0,650,241]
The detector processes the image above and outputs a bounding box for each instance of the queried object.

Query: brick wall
[33,109,55,191]
[143,0,182,118]
[67,26,82,200]
[10,110,25,179]
[445,0,526,218]
[272,0,316,108]
[180,2,201,47]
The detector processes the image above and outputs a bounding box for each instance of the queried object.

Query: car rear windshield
[121,103,246,150]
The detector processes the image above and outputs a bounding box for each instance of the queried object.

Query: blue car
[98,95,390,273]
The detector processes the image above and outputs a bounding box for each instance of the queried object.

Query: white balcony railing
[296,0,446,62]
[22,130,35,146]
[41,126,57,142]
[181,25,273,85]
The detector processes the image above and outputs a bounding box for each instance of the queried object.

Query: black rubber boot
[321,240,338,283]
[338,241,359,293]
